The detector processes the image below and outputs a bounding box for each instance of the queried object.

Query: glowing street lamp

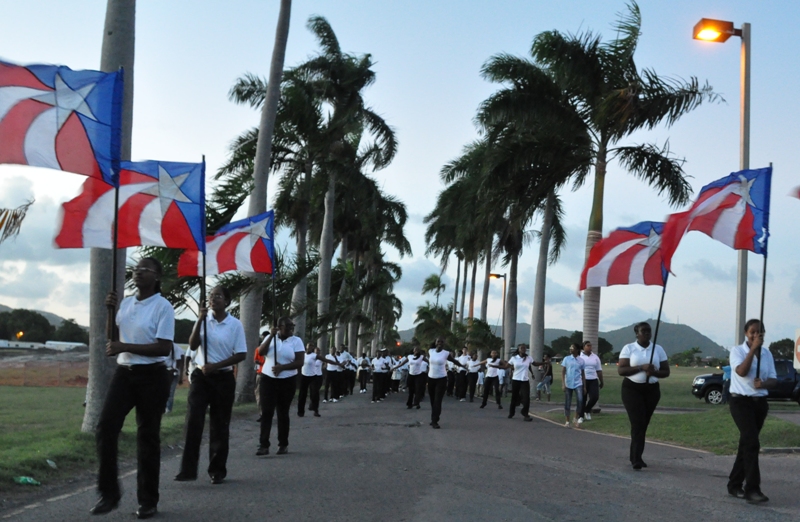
[489,273,507,358]
[16,331,24,340]
[693,17,751,345]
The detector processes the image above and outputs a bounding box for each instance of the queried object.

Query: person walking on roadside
[92,257,174,519]
[427,338,467,428]
[562,344,586,428]
[535,354,552,402]
[298,343,322,418]
[479,350,503,409]
[341,346,357,396]
[164,343,184,414]
[392,347,428,409]
[726,319,777,504]
[176,286,246,485]
[253,331,267,421]
[256,317,305,457]
[618,322,670,470]
[466,352,481,402]
[580,341,603,420]
[501,344,535,422]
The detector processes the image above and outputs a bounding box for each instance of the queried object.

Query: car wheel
[705,387,723,405]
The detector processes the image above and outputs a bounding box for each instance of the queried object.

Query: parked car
[691,359,800,405]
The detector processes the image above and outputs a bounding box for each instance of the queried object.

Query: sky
[1,0,799,349]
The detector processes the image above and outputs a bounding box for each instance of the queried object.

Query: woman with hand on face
[726,319,777,504]
[256,317,305,456]
[175,286,246,485]
[426,338,467,429]
[92,257,174,519]
[617,322,670,470]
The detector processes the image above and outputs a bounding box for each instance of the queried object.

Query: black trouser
[372,372,386,401]
[259,375,297,449]
[381,373,391,398]
[179,370,236,480]
[391,377,400,392]
[620,379,660,465]
[509,380,530,417]
[481,376,501,407]
[96,364,170,507]
[446,371,455,396]
[728,395,769,493]
[417,374,427,402]
[455,371,468,398]
[359,369,369,391]
[467,373,479,401]
[345,369,356,395]
[298,374,314,415]
[406,373,426,407]
[324,370,342,400]
[583,378,600,413]
[428,377,447,423]
[310,375,322,412]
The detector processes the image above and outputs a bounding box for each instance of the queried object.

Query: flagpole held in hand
[201,252,208,366]
[755,162,773,380]
[648,276,668,383]
[107,179,120,343]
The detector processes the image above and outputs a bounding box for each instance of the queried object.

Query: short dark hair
[210,285,231,305]
[744,318,764,333]
[277,316,294,328]
[582,340,592,347]
[634,322,651,334]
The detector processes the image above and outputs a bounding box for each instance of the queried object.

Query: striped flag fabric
[177,211,275,277]
[661,167,772,270]
[54,160,205,251]
[579,221,668,291]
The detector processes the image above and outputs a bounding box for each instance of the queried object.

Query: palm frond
[612,141,692,206]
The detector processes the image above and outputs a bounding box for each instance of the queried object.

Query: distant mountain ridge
[398,319,727,358]
[0,304,77,328]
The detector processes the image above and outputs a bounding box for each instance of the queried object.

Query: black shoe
[277,446,288,455]
[90,496,119,515]
[407,405,413,409]
[416,405,420,409]
[632,462,642,471]
[498,404,503,409]
[480,404,486,408]
[431,422,440,429]
[524,417,532,422]
[256,446,269,456]
[256,415,262,422]
[314,411,321,417]
[210,475,224,485]
[639,460,647,468]
[298,411,304,417]
[135,505,157,519]
[744,491,769,504]
[508,414,514,419]
[174,472,197,481]
[728,487,745,499]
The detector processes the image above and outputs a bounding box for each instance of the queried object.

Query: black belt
[121,362,165,371]
[730,393,766,399]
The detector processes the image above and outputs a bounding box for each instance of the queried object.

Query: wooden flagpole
[755,162,773,381]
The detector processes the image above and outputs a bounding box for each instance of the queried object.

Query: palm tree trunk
[83,0,135,433]
[582,138,607,352]
[236,0,292,404]
[347,250,361,353]
[334,236,349,348]
[531,190,555,368]
[357,286,373,356]
[468,258,477,321]
[480,241,491,323]
[459,260,468,324]
[290,216,308,339]
[503,251,519,359]
[450,256,461,330]
[317,170,336,352]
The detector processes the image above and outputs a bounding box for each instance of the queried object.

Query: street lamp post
[693,18,751,345]
[490,273,507,358]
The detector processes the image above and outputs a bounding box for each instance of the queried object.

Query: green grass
[0,386,258,492]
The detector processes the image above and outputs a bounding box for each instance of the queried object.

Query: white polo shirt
[407,354,426,376]
[325,353,342,372]
[302,352,318,377]
[168,344,184,371]
[116,293,175,366]
[485,358,501,378]
[195,313,247,370]
[260,335,304,378]
[456,354,470,373]
[314,356,323,376]
[468,359,482,373]
[729,342,777,397]
[619,342,668,384]
[428,349,450,379]
[509,354,533,381]
[372,356,391,373]
[580,352,602,380]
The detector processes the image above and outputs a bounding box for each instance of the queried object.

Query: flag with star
[54,160,205,251]
[661,167,772,271]
[579,221,668,291]
[177,211,275,277]
[0,60,122,185]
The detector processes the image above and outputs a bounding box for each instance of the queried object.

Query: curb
[760,447,800,454]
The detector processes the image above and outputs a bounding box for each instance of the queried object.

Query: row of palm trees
[424,2,717,362]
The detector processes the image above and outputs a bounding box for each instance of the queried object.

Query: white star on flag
[30,73,99,129]
[139,165,193,216]
[248,219,271,248]
[637,226,662,257]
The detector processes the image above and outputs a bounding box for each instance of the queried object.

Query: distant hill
[399,319,726,358]
[0,304,80,329]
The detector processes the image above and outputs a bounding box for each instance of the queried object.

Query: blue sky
[1,0,799,348]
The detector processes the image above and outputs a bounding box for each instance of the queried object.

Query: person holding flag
[726,319,776,504]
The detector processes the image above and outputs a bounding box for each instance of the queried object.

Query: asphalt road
[3,389,799,521]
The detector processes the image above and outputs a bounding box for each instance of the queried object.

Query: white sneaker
[459,399,466,402]
[371,400,375,403]
[322,400,328,403]
[331,399,338,403]
[577,417,584,425]
[585,413,592,421]
[564,421,571,428]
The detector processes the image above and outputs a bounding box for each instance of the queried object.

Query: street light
[693,17,750,345]
[16,331,23,340]
[489,273,507,358]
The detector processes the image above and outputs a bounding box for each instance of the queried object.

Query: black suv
[691,359,800,405]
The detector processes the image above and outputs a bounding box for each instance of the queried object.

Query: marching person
[298,343,322,418]
[455,346,470,401]
[371,348,392,403]
[391,347,428,409]
[479,350,503,409]
[164,343,184,414]
[726,319,776,503]
[427,338,467,429]
[580,340,603,420]
[92,257,174,519]
[341,346,357,396]
[323,347,345,403]
[562,343,586,428]
[256,317,305,456]
[253,331,267,422]
[176,286,246,485]
[466,352,481,402]
[357,352,371,393]
[501,344,535,422]
[618,322,670,470]
[535,354,553,402]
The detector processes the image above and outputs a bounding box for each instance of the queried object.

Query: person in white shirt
[256,317,305,456]
[176,285,247,485]
[340,346,357,396]
[391,347,428,409]
[455,347,470,401]
[371,348,392,403]
[617,321,670,470]
[357,353,371,393]
[580,341,603,421]
[427,338,467,428]
[92,257,174,518]
[298,343,322,418]
[500,344,535,421]
[561,344,586,428]
[726,319,777,504]
[323,347,345,403]
[466,352,482,402]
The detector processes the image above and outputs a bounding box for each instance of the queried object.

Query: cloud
[0,262,60,300]
[683,259,759,283]
[791,268,800,307]
[601,305,651,330]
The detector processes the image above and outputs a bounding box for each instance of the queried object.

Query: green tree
[0,310,55,343]
[531,1,719,350]
[421,274,446,306]
[672,347,702,367]
[53,319,89,344]
[768,338,795,359]
[550,330,612,358]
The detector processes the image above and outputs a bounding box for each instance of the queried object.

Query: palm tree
[531,1,718,349]
[421,274,446,306]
